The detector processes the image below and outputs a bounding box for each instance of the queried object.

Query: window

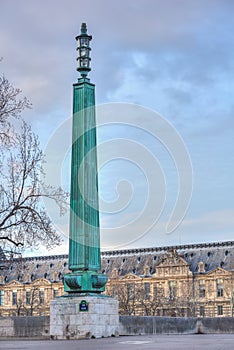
[144,283,150,300]
[0,291,4,306]
[217,288,223,297]
[26,291,31,305]
[169,281,176,300]
[218,305,223,315]
[111,285,118,298]
[199,288,205,298]
[162,309,168,316]
[127,284,134,300]
[53,289,58,298]
[200,306,205,317]
[216,279,223,297]
[181,308,185,317]
[154,285,164,298]
[199,281,205,298]
[39,290,44,304]
[12,292,17,305]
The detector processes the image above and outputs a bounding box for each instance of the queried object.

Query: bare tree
[112,283,137,315]
[0,74,30,145]
[8,286,42,317]
[0,74,68,251]
[158,277,196,317]
[135,283,165,316]
[26,286,41,316]
[15,298,26,316]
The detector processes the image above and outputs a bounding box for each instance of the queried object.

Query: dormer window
[197,261,205,273]
[53,272,58,281]
[144,265,150,276]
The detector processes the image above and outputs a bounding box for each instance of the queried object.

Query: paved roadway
[0,334,233,350]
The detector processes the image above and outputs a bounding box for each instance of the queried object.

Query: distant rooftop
[0,240,233,284]
[16,239,234,262]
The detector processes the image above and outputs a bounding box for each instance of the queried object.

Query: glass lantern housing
[76,23,92,77]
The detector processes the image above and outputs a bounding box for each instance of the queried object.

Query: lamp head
[76,23,92,78]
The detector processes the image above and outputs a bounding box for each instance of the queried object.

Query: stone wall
[0,315,234,338]
[119,316,234,335]
[0,316,50,338]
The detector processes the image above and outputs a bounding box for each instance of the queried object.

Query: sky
[0,0,234,255]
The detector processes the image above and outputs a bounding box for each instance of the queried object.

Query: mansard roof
[0,240,233,283]
[101,240,234,276]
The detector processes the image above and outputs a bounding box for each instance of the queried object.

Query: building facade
[0,241,233,317]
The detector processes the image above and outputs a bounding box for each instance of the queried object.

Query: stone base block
[50,295,119,340]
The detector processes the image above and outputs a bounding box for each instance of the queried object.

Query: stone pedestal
[50,295,119,340]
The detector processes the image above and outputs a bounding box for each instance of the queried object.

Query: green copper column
[64,23,107,293]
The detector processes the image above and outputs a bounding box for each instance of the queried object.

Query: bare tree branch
[0,236,24,246]
[0,73,69,252]
[0,74,31,146]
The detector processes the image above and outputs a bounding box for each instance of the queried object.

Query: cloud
[183,209,234,230]
[0,0,234,251]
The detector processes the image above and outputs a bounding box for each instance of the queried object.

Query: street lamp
[76,23,92,77]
